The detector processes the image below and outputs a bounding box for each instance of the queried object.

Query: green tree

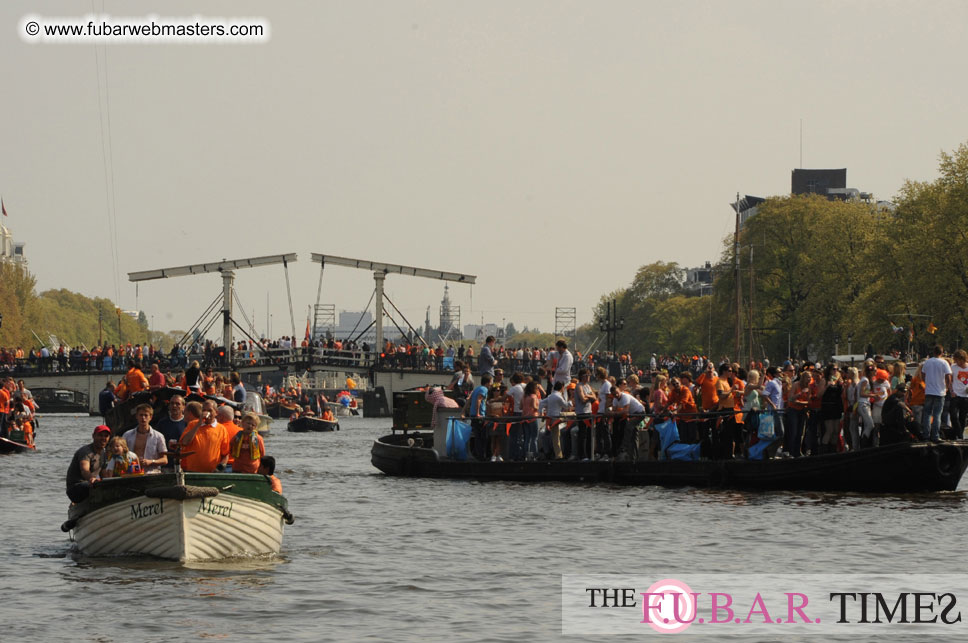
[885,142,968,350]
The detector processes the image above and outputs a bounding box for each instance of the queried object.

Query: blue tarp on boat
[446,418,472,461]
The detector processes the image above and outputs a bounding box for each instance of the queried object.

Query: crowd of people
[425,337,961,463]
[97,360,250,416]
[375,336,634,378]
[66,393,282,503]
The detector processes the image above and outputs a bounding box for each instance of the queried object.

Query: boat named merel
[62,468,293,561]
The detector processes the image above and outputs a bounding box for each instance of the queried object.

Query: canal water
[1,414,965,642]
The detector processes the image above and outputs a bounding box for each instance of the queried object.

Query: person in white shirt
[121,403,168,473]
[566,369,597,460]
[949,349,968,440]
[856,365,876,448]
[595,366,614,459]
[539,381,571,460]
[610,379,645,460]
[922,345,953,442]
[553,340,574,388]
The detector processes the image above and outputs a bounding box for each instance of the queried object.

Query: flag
[909,326,915,342]
[305,317,311,340]
[889,320,904,333]
[1,198,7,217]
[928,322,938,335]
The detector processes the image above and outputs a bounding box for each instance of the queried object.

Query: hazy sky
[2,1,965,341]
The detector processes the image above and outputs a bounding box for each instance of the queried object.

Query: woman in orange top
[906,362,926,428]
[695,363,720,411]
[668,376,698,442]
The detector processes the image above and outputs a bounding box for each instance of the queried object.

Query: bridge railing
[9,348,626,379]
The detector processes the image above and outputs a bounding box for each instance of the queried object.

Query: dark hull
[267,402,301,419]
[37,403,89,414]
[287,417,339,432]
[0,436,33,454]
[371,433,968,493]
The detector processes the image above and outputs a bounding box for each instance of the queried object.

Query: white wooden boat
[63,470,293,562]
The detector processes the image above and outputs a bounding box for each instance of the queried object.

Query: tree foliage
[595,141,968,362]
[0,267,161,349]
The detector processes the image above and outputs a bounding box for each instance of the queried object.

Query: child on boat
[229,412,265,474]
[258,455,282,493]
[101,435,143,478]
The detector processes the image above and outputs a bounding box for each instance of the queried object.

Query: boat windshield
[244,392,266,414]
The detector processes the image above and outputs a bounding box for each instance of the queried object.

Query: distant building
[334,310,403,343]
[734,194,766,227]
[791,168,873,202]
[683,262,714,296]
[463,323,501,342]
[0,222,27,266]
[739,168,886,231]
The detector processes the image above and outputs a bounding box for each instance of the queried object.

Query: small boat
[287,416,339,432]
[62,468,293,562]
[333,391,361,417]
[0,432,34,454]
[267,400,301,419]
[31,388,90,414]
[371,432,968,493]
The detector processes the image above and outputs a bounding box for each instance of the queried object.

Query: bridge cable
[228,317,270,357]
[350,320,375,345]
[196,299,227,340]
[345,288,375,340]
[382,292,428,347]
[283,257,297,340]
[382,308,410,343]
[232,290,258,339]
[174,292,223,349]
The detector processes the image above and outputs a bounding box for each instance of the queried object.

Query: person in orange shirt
[714,363,745,457]
[229,412,265,474]
[216,405,242,466]
[668,376,698,442]
[203,369,217,396]
[122,362,150,400]
[178,399,229,472]
[906,362,927,428]
[0,376,11,414]
[694,361,721,448]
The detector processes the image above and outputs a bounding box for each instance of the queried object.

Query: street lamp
[847,332,853,356]
[598,299,624,353]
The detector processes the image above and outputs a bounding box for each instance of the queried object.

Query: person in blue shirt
[467,373,491,459]
[98,381,118,417]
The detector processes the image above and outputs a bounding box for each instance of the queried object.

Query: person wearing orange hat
[870,367,892,438]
